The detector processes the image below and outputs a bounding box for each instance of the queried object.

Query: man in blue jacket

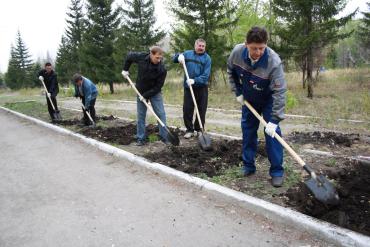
[173,38,212,139]
[227,27,287,187]
[72,73,98,126]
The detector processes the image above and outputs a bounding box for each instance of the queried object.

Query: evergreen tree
[80,0,120,93]
[357,2,370,60]
[170,0,238,86]
[114,0,165,80]
[30,61,43,88]
[55,35,74,84]
[5,31,34,89]
[272,0,356,98]
[0,73,4,88]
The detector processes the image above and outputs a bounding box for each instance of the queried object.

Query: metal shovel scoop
[181,62,212,151]
[124,75,179,146]
[243,100,339,205]
[81,104,96,127]
[39,78,62,121]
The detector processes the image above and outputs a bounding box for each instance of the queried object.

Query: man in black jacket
[122,46,168,146]
[38,62,60,120]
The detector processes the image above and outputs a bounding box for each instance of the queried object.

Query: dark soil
[288,131,360,147]
[56,115,117,126]
[284,160,370,235]
[80,124,158,145]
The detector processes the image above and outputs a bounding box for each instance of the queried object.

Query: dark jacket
[38,69,59,97]
[123,52,167,99]
[74,77,98,108]
[173,50,211,88]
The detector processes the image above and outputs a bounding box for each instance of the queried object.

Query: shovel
[243,100,339,205]
[81,103,96,127]
[124,75,179,146]
[39,77,62,121]
[181,62,212,151]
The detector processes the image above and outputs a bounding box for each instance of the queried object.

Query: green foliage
[114,0,165,81]
[357,2,370,49]
[80,0,120,84]
[55,0,85,84]
[286,90,298,111]
[5,31,34,89]
[148,133,159,142]
[169,0,238,86]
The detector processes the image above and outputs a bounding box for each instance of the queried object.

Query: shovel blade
[198,132,212,151]
[167,130,180,146]
[304,175,340,205]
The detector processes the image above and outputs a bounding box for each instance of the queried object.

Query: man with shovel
[72,73,98,126]
[227,26,287,187]
[121,46,168,146]
[173,38,212,139]
[38,62,60,121]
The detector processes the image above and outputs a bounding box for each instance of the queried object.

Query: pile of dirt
[284,160,370,235]
[145,139,245,177]
[289,131,360,147]
[56,115,117,126]
[80,124,158,145]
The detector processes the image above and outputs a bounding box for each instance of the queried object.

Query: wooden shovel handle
[181,62,205,132]
[39,78,56,111]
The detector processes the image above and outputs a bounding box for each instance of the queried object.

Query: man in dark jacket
[38,62,60,120]
[122,46,168,146]
[173,38,212,139]
[72,73,98,126]
[227,27,287,187]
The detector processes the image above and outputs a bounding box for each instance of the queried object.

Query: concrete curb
[1,106,369,247]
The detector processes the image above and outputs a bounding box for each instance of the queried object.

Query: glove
[47,92,51,98]
[187,79,195,86]
[178,54,185,64]
[265,122,278,138]
[39,76,44,81]
[121,70,129,78]
[236,95,244,105]
[138,95,145,102]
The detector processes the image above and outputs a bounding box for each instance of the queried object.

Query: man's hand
[39,75,44,81]
[178,54,185,64]
[47,92,51,98]
[265,122,278,138]
[236,95,244,105]
[121,70,129,78]
[187,79,195,86]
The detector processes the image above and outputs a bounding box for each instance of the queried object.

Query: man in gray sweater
[227,26,287,187]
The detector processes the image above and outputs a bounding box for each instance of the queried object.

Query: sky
[0,0,367,73]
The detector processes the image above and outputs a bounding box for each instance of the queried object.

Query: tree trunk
[109,81,114,94]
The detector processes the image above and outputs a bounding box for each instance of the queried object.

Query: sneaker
[271,176,284,187]
[184,132,194,139]
[135,140,146,146]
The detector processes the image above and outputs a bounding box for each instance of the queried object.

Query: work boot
[271,176,284,187]
[184,131,194,139]
[135,140,146,146]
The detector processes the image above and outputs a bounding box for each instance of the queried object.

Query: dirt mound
[289,131,359,147]
[284,160,370,235]
[56,115,117,126]
[145,140,246,177]
[80,124,158,145]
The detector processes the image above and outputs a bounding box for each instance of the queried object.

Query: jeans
[137,92,167,141]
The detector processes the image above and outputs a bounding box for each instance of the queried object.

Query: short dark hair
[45,62,52,67]
[150,46,164,55]
[72,73,82,83]
[246,26,268,44]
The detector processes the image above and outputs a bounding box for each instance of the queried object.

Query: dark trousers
[241,100,284,177]
[82,97,96,125]
[183,86,208,132]
[46,96,59,120]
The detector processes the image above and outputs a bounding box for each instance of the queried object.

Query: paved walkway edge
[1,106,369,247]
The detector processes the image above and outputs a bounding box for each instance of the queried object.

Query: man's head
[245,26,268,61]
[194,38,206,54]
[149,46,164,64]
[72,73,83,86]
[45,62,52,74]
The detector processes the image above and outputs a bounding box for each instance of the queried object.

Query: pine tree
[357,2,370,55]
[170,0,238,86]
[80,0,120,93]
[272,0,356,98]
[5,31,34,89]
[55,35,74,84]
[114,0,165,80]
